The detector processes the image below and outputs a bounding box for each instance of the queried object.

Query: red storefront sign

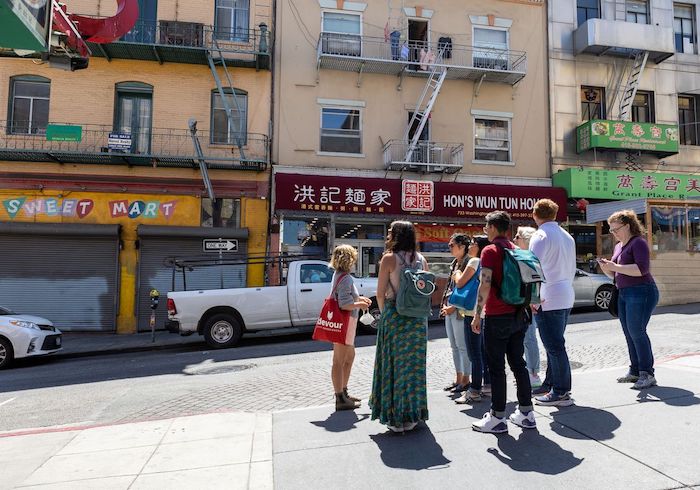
[274,173,568,220]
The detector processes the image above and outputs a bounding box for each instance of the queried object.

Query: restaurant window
[690,208,700,251]
[281,217,330,256]
[674,4,696,54]
[9,75,50,134]
[335,223,385,240]
[581,86,606,121]
[211,88,248,145]
[577,0,600,26]
[320,107,362,154]
[627,0,649,24]
[679,95,699,145]
[474,118,511,163]
[201,198,240,227]
[215,0,250,41]
[651,206,688,252]
[632,91,655,123]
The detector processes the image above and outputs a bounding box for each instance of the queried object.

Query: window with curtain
[626,0,649,24]
[679,95,698,145]
[632,91,655,123]
[320,107,361,154]
[674,4,696,53]
[215,0,250,42]
[577,0,600,26]
[114,82,153,154]
[211,88,248,144]
[321,11,361,56]
[9,76,50,135]
[581,86,606,121]
[473,27,509,70]
[474,118,511,162]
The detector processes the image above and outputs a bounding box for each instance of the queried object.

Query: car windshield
[0,306,16,315]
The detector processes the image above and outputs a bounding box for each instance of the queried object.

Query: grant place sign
[576,120,679,156]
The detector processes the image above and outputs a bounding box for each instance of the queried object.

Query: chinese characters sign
[576,120,679,156]
[553,168,700,200]
[275,174,568,220]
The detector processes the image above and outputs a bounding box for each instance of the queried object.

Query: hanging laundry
[390,30,402,60]
[419,48,435,70]
[384,22,390,42]
[400,41,409,61]
[438,36,453,59]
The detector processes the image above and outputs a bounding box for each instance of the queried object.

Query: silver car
[574,269,614,311]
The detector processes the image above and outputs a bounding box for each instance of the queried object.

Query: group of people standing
[325,199,660,435]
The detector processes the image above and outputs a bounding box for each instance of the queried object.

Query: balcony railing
[0,122,269,171]
[318,34,526,85]
[383,140,464,173]
[88,20,271,67]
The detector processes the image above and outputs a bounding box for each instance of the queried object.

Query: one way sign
[203,239,239,252]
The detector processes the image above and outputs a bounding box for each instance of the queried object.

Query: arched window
[211,88,248,145]
[114,82,153,153]
[9,75,50,134]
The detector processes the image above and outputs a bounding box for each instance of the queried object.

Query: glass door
[116,92,153,154]
[341,239,385,277]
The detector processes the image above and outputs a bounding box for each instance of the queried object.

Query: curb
[53,340,203,361]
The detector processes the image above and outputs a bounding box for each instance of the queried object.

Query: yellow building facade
[0,0,272,333]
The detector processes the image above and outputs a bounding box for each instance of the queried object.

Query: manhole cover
[184,363,255,375]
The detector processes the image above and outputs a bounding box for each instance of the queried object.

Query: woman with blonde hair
[598,210,659,390]
[329,245,373,410]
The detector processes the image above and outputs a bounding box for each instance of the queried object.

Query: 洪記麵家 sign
[576,120,679,156]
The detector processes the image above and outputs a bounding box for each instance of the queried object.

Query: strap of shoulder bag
[329,273,348,300]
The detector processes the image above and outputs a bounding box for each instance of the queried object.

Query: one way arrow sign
[203,239,239,252]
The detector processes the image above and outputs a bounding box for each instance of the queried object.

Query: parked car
[573,269,614,311]
[167,260,379,349]
[0,307,62,369]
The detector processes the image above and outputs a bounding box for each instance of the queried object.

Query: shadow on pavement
[488,430,584,474]
[310,411,370,432]
[549,406,621,441]
[369,424,451,470]
[636,386,700,406]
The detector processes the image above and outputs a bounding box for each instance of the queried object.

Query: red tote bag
[312,273,351,344]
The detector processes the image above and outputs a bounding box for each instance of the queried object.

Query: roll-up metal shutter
[0,223,120,332]
[136,225,249,332]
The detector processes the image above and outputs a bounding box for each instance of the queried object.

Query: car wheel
[0,337,14,370]
[203,314,243,349]
[594,286,614,311]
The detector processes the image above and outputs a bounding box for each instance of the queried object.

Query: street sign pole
[219,242,224,289]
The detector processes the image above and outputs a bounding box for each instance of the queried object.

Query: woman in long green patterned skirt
[369,221,429,433]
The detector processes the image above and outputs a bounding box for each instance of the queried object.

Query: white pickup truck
[166,260,380,348]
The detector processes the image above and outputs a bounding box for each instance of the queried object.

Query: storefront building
[273,169,568,280]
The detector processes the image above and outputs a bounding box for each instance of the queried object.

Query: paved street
[1,304,700,489]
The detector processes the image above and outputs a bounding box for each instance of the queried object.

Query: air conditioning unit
[159,21,204,47]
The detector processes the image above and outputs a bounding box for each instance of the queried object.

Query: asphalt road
[1,305,698,434]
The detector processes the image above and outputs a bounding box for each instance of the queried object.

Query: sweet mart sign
[553,168,700,200]
[576,120,679,156]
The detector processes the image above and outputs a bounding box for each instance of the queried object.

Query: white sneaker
[472,412,508,434]
[509,409,537,429]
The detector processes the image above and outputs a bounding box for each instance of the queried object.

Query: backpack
[494,243,545,307]
[391,252,435,318]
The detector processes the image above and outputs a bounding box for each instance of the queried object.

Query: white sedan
[0,306,62,369]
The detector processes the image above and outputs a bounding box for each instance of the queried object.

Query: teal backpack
[494,243,545,307]
[392,252,436,318]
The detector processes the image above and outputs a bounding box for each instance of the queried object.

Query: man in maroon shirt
[471,211,535,433]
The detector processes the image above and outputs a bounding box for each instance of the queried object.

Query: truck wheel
[0,337,14,370]
[203,314,243,349]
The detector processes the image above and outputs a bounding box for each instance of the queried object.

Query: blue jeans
[445,311,471,375]
[523,318,540,374]
[465,317,490,391]
[536,308,572,396]
[618,283,659,375]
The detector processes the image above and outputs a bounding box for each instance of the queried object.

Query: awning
[586,198,648,224]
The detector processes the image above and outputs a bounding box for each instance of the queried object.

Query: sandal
[455,389,482,404]
[444,382,458,391]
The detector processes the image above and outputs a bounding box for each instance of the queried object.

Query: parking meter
[149,289,159,342]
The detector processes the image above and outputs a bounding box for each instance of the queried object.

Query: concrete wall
[652,252,700,305]
[273,0,550,179]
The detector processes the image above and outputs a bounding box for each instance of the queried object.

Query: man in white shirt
[528,199,576,407]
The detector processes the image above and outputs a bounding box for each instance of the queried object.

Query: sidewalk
[56,330,205,359]
[4,354,700,489]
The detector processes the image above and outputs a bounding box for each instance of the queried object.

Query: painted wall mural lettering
[2,196,179,220]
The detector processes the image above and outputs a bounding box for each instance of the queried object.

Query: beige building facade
[272,0,561,278]
[0,0,272,333]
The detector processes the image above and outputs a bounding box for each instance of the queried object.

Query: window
[577,0,600,26]
[321,11,361,56]
[674,4,696,53]
[320,107,361,154]
[114,82,153,153]
[281,218,330,256]
[201,198,240,227]
[626,0,649,24]
[9,76,50,134]
[473,27,509,70]
[581,86,606,121]
[211,88,248,145]
[679,95,698,145]
[632,91,655,123]
[300,264,333,284]
[215,0,249,41]
[474,118,511,162]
